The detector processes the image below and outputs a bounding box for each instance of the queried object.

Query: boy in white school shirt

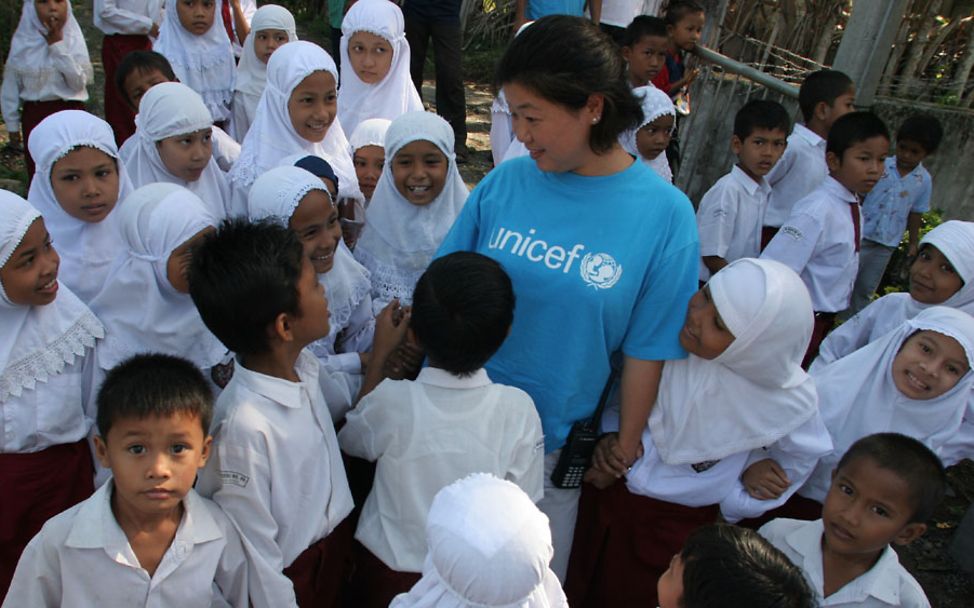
[697,99,790,282]
[762,111,890,367]
[339,252,545,608]
[4,354,289,607]
[760,433,938,607]
[762,69,856,248]
[190,219,406,608]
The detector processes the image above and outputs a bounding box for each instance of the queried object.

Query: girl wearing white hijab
[1,0,92,180]
[120,82,231,220]
[799,305,974,504]
[88,183,227,393]
[229,41,361,213]
[153,0,235,123]
[354,111,468,311]
[566,259,832,608]
[27,110,134,303]
[391,474,568,608]
[247,165,375,397]
[815,220,974,368]
[349,118,392,204]
[0,192,104,597]
[620,85,676,183]
[230,4,298,142]
[338,0,424,138]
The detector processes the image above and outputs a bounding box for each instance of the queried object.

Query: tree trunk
[881,1,918,88]
[953,23,974,103]
[898,0,944,97]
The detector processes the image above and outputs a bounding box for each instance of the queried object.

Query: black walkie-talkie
[550,366,620,489]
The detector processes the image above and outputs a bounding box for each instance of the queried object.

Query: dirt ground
[2,5,973,606]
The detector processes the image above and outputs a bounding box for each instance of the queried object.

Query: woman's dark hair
[495,15,643,154]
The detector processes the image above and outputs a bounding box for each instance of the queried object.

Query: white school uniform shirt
[338,367,544,573]
[759,518,930,607]
[696,165,772,281]
[196,350,354,574]
[600,1,658,27]
[2,482,285,608]
[1,1,92,134]
[762,176,861,312]
[764,123,828,228]
[93,0,163,35]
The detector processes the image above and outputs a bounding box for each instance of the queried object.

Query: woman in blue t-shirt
[437,15,699,580]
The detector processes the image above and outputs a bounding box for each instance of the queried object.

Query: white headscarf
[353,111,468,306]
[4,0,91,95]
[233,4,298,138]
[0,192,103,403]
[348,118,392,154]
[88,183,226,371]
[804,306,974,501]
[390,474,568,608]
[338,0,424,138]
[620,85,675,183]
[247,165,373,356]
[230,41,361,206]
[910,221,974,315]
[153,0,235,122]
[120,82,230,220]
[27,110,133,304]
[647,259,818,465]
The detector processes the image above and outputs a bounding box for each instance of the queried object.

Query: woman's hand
[741,458,790,500]
[591,433,642,479]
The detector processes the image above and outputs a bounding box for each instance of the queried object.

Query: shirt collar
[730,164,771,196]
[417,367,492,389]
[232,349,320,409]
[822,175,859,204]
[887,155,923,178]
[794,123,826,148]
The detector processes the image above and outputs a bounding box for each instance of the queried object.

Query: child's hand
[6,131,22,150]
[685,67,700,86]
[149,22,160,38]
[742,458,790,500]
[372,300,409,361]
[583,466,617,490]
[591,433,641,479]
[43,15,64,45]
[384,341,424,380]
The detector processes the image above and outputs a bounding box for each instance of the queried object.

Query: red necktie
[221,0,235,43]
[850,202,861,253]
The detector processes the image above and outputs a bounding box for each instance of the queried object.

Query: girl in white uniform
[620,84,676,183]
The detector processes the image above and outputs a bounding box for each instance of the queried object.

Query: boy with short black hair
[338,251,544,608]
[190,219,395,607]
[848,113,943,317]
[621,16,670,88]
[698,99,791,280]
[763,69,856,246]
[762,111,889,366]
[760,433,941,607]
[4,353,289,607]
[657,523,815,608]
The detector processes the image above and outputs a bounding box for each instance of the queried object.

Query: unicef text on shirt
[488,226,623,289]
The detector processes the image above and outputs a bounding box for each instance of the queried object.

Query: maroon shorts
[0,439,94,600]
[803,312,837,369]
[346,541,422,608]
[21,99,85,182]
[283,516,354,608]
[101,33,152,146]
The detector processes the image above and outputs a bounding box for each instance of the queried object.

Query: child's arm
[811,302,882,371]
[589,0,602,25]
[338,383,397,463]
[229,0,251,45]
[667,67,700,97]
[48,33,93,93]
[760,210,823,277]
[907,212,923,257]
[696,179,738,276]
[514,0,529,31]
[504,398,545,502]
[702,256,728,274]
[357,300,410,400]
[1,70,23,145]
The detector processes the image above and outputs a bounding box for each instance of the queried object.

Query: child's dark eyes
[127,445,146,455]
[171,444,189,454]
[940,263,956,274]
[838,482,853,495]
[871,505,890,518]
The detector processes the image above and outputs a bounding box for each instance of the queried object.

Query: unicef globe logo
[579,252,623,289]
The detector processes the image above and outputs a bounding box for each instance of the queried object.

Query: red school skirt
[565,479,719,608]
[0,439,94,601]
[345,541,422,608]
[101,34,153,147]
[21,99,85,183]
[283,516,354,608]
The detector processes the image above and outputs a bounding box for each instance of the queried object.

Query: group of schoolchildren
[1,0,973,607]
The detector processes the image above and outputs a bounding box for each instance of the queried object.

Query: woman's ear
[585,93,606,124]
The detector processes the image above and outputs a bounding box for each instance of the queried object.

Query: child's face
[0,218,60,306]
[668,11,705,51]
[895,139,929,174]
[891,329,969,399]
[732,127,788,180]
[817,87,856,130]
[826,135,888,194]
[910,244,963,304]
[253,28,290,64]
[290,190,342,275]
[166,227,214,294]
[95,412,211,521]
[635,115,674,161]
[657,553,685,608]
[288,70,338,143]
[392,140,449,206]
[347,31,394,84]
[176,0,216,36]
[679,286,736,359]
[353,145,385,201]
[623,35,669,85]
[156,128,213,183]
[50,146,120,223]
[289,255,331,344]
[34,0,67,32]
[822,456,925,560]
[122,68,172,112]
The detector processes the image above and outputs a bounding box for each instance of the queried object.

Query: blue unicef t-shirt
[528,0,586,19]
[437,157,699,453]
